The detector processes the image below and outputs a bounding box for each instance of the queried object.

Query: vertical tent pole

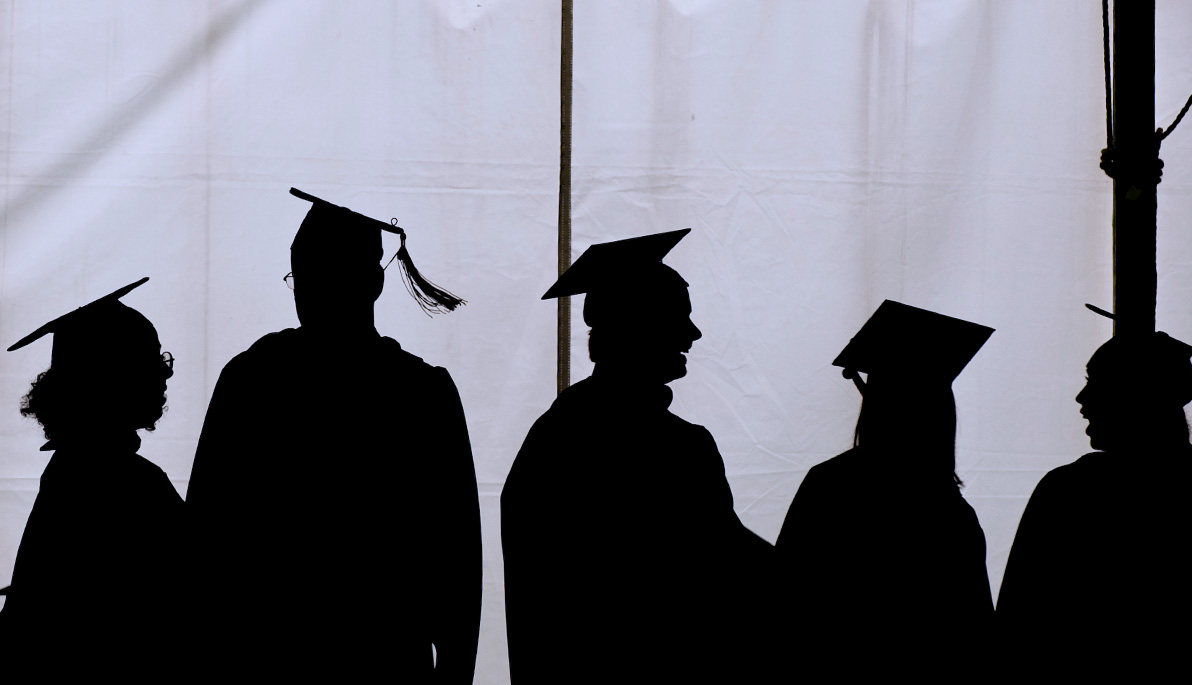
[1110,1,1158,335]
[557,0,574,393]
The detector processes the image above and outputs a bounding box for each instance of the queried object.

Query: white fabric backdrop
[2,2,1191,682]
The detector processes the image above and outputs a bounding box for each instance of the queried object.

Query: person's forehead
[49,306,158,364]
[589,280,690,322]
[1087,346,1179,378]
[646,278,691,309]
[1088,338,1147,370]
[1085,356,1130,379]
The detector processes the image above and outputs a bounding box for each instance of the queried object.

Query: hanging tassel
[385,219,466,315]
[842,368,866,396]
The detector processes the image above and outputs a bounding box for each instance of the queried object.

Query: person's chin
[661,356,688,383]
[141,396,168,429]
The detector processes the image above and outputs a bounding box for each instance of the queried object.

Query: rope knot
[1099,144,1164,187]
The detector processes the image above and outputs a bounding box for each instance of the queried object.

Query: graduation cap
[7,277,153,369]
[1083,303,1192,405]
[542,228,690,300]
[289,187,464,315]
[541,228,691,299]
[1083,303,1192,359]
[543,228,692,327]
[833,300,994,394]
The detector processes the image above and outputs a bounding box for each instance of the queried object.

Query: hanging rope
[1102,0,1113,150]
[557,0,574,394]
[1100,0,1189,185]
[1158,92,1192,140]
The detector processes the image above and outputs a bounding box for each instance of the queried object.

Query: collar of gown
[42,430,142,453]
[588,366,675,411]
[298,324,381,344]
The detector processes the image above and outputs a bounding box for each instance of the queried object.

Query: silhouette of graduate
[997,313,1192,677]
[501,229,774,684]
[775,301,994,676]
[0,278,185,676]
[186,189,480,681]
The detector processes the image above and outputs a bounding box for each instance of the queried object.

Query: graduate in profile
[501,229,774,684]
[186,189,481,681]
[997,316,1192,677]
[0,278,184,676]
[775,301,994,675]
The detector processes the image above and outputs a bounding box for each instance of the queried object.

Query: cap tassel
[843,368,867,396]
[385,219,466,315]
[1085,303,1116,320]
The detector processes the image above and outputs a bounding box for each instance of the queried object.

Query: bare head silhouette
[9,279,172,444]
[1076,332,1192,451]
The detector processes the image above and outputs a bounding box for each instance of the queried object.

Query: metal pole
[1111,1,1157,335]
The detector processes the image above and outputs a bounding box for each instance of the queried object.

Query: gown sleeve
[773,463,841,639]
[499,417,560,685]
[995,467,1085,673]
[184,352,259,642]
[997,469,1071,618]
[187,353,252,512]
[776,465,827,562]
[425,367,482,683]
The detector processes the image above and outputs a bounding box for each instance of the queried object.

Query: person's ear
[370,263,385,302]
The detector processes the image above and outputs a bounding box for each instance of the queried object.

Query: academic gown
[775,447,992,676]
[186,327,481,682]
[997,449,1192,677]
[501,373,774,684]
[0,434,185,677]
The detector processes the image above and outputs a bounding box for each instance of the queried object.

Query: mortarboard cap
[1083,303,1192,405]
[1083,303,1192,363]
[290,187,398,260]
[289,188,464,314]
[542,228,691,300]
[7,277,152,368]
[833,300,994,387]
